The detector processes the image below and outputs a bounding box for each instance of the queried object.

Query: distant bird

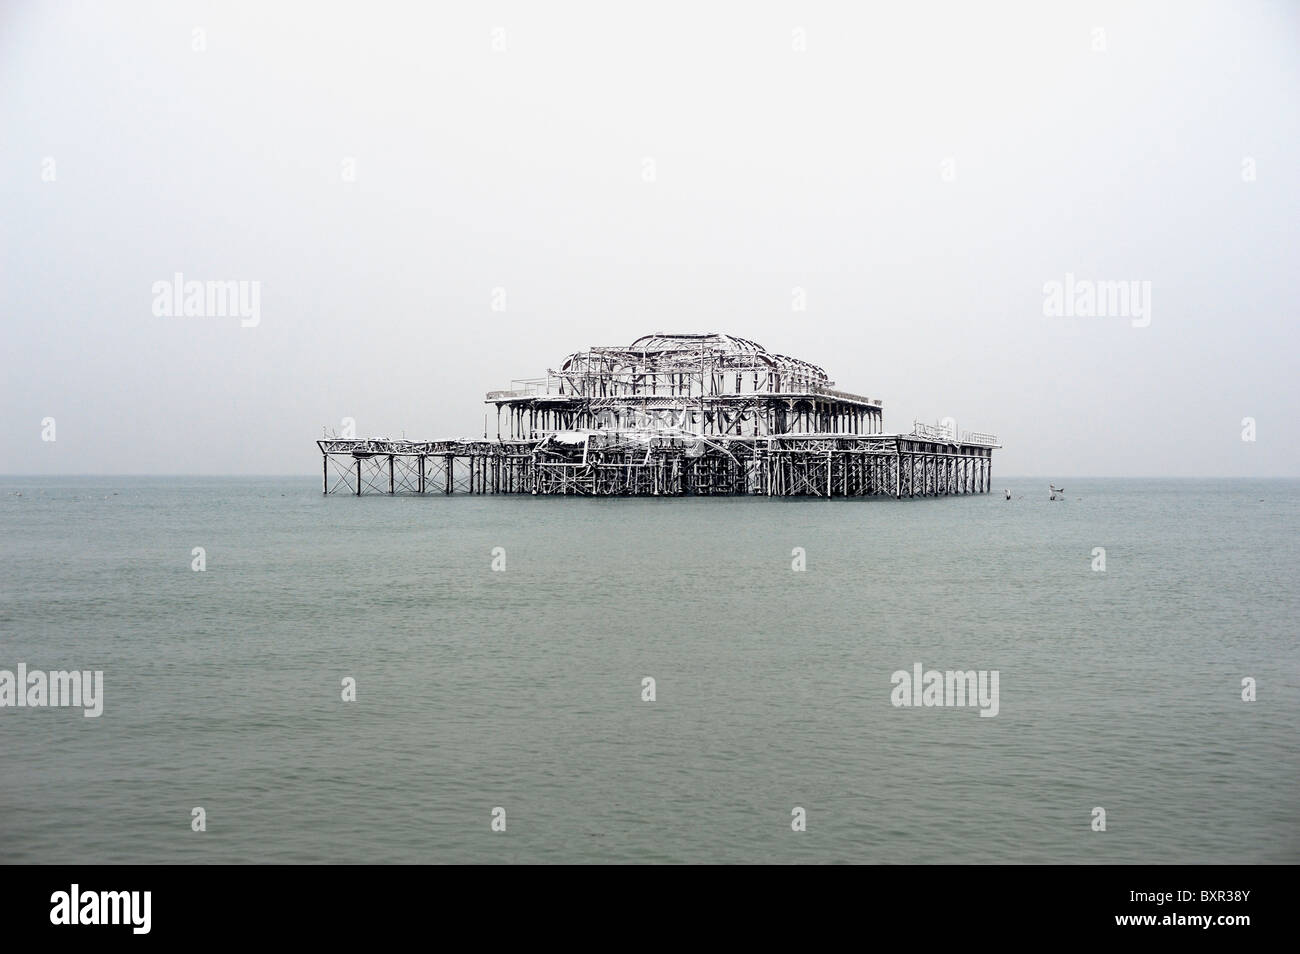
[1004,488,1011,500]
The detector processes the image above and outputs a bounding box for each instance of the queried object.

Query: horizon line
[3,473,1299,481]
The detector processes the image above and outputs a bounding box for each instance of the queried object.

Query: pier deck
[319,433,997,498]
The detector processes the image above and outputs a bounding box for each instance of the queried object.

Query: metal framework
[485,333,885,440]
[319,333,1000,497]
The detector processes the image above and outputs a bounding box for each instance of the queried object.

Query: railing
[911,421,955,441]
[486,378,554,400]
[812,385,883,406]
[318,439,428,455]
[910,421,999,445]
[497,382,881,401]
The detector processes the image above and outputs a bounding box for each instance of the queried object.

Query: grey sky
[2,1,1297,476]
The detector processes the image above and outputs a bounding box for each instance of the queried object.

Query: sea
[1,476,1296,864]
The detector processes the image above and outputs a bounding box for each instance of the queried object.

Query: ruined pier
[319,333,999,498]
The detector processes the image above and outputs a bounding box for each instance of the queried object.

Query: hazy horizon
[3,1,1297,478]
[5,473,1300,481]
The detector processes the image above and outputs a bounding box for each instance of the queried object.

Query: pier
[318,333,999,498]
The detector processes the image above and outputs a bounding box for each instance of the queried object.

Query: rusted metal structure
[318,333,999,497]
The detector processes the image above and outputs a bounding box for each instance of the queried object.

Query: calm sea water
[1,476,1297,864]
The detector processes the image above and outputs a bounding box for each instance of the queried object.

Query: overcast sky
[2,1,1296,476]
